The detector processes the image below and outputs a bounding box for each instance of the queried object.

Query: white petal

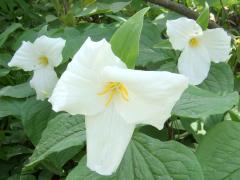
[166,17,203,50]
[8,41,39,71]
[86,105,135,175]
[49,68,106,115]
[201,28,231,62]
[49,38,125,116]
[30,68,58,100]
[70,37,126,73]
[101,67,188,129]
[178,45,211,85]
[33,35,66,67]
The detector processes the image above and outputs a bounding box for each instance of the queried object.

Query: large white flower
[166,17,231,85]
[8,35,66,100]
[49,37,188,175]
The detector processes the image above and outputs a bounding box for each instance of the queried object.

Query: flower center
[189,37,199,47]
[98,82,128,106]
[39,55,49,66]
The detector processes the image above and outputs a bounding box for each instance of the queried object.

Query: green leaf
[0,82,35,98]
[41,146,81,175]
[196,3,209,30]
[62,27,86,63]
[173,86,239,118]
[67,133,204,180]
[83,23,117,41]
[0,145,32,160]
[196,121,240,179]
[136,22,173,67]
[0,98,23,118]
[0,68,10,77]
[21,99,82,174]
[24,113,85,170]
[0,23,22,48]
[228,107,240,122]
[13,30,38,51]
[110,7,149,68]
[73,0,131,17]
[153,39,172,49]
[20,174,36,180]
[158,61,177,73]
[21,98,55,145]
[199,63,234,94]
[206,0,238,8]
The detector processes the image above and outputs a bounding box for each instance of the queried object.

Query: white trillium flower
[49,37,188,175]
[8,35,66,100]
[166,17,231,85]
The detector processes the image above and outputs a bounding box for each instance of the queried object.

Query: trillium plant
[49,38,188,175]
[1,1,240,180]
[167,17,231,85]
[8,36,66,100]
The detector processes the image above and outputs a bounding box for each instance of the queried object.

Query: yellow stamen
[39,55,49,66]
[119,84,128,101]
[189,37,199,47]
[98,82,129,106]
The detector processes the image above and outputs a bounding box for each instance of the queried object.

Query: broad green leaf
[136,22,173,67]
[0,68,10,77]
[67,133,204,180]
[196,121,240,179]
[110,7,149,68]
[83,23,117,41]
[153,39,172,49]
[21,99,82,174]
[0,23,22,48]
[0,82,35,98]
[0,53,11,67]
[0,97,23,118]
[158,61,177,73]
[196,3,209,30]
[24,113,85,170]
[13,30,38,50]
[21,98,55,145]
[173,86,239,118]
[41,146,81,175]
[62,27,85,63]
[0,145,32,160]
[62,24,116,63]
[73,0,131,17]
[199,63,234,94]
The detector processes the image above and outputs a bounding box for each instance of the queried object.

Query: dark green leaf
[21,98,55,145]
[24,113,85,170]
[199,63,234,94]
[0,23,22,48]
[67,133,204,180]
[173,86,239,118]
[0,98,23,118]
[0,82,35,98]
[0,68,10,77]
[196,121,240,179]
[196,3,209,30]
[110,7,149,68]
[136,22,173,67]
